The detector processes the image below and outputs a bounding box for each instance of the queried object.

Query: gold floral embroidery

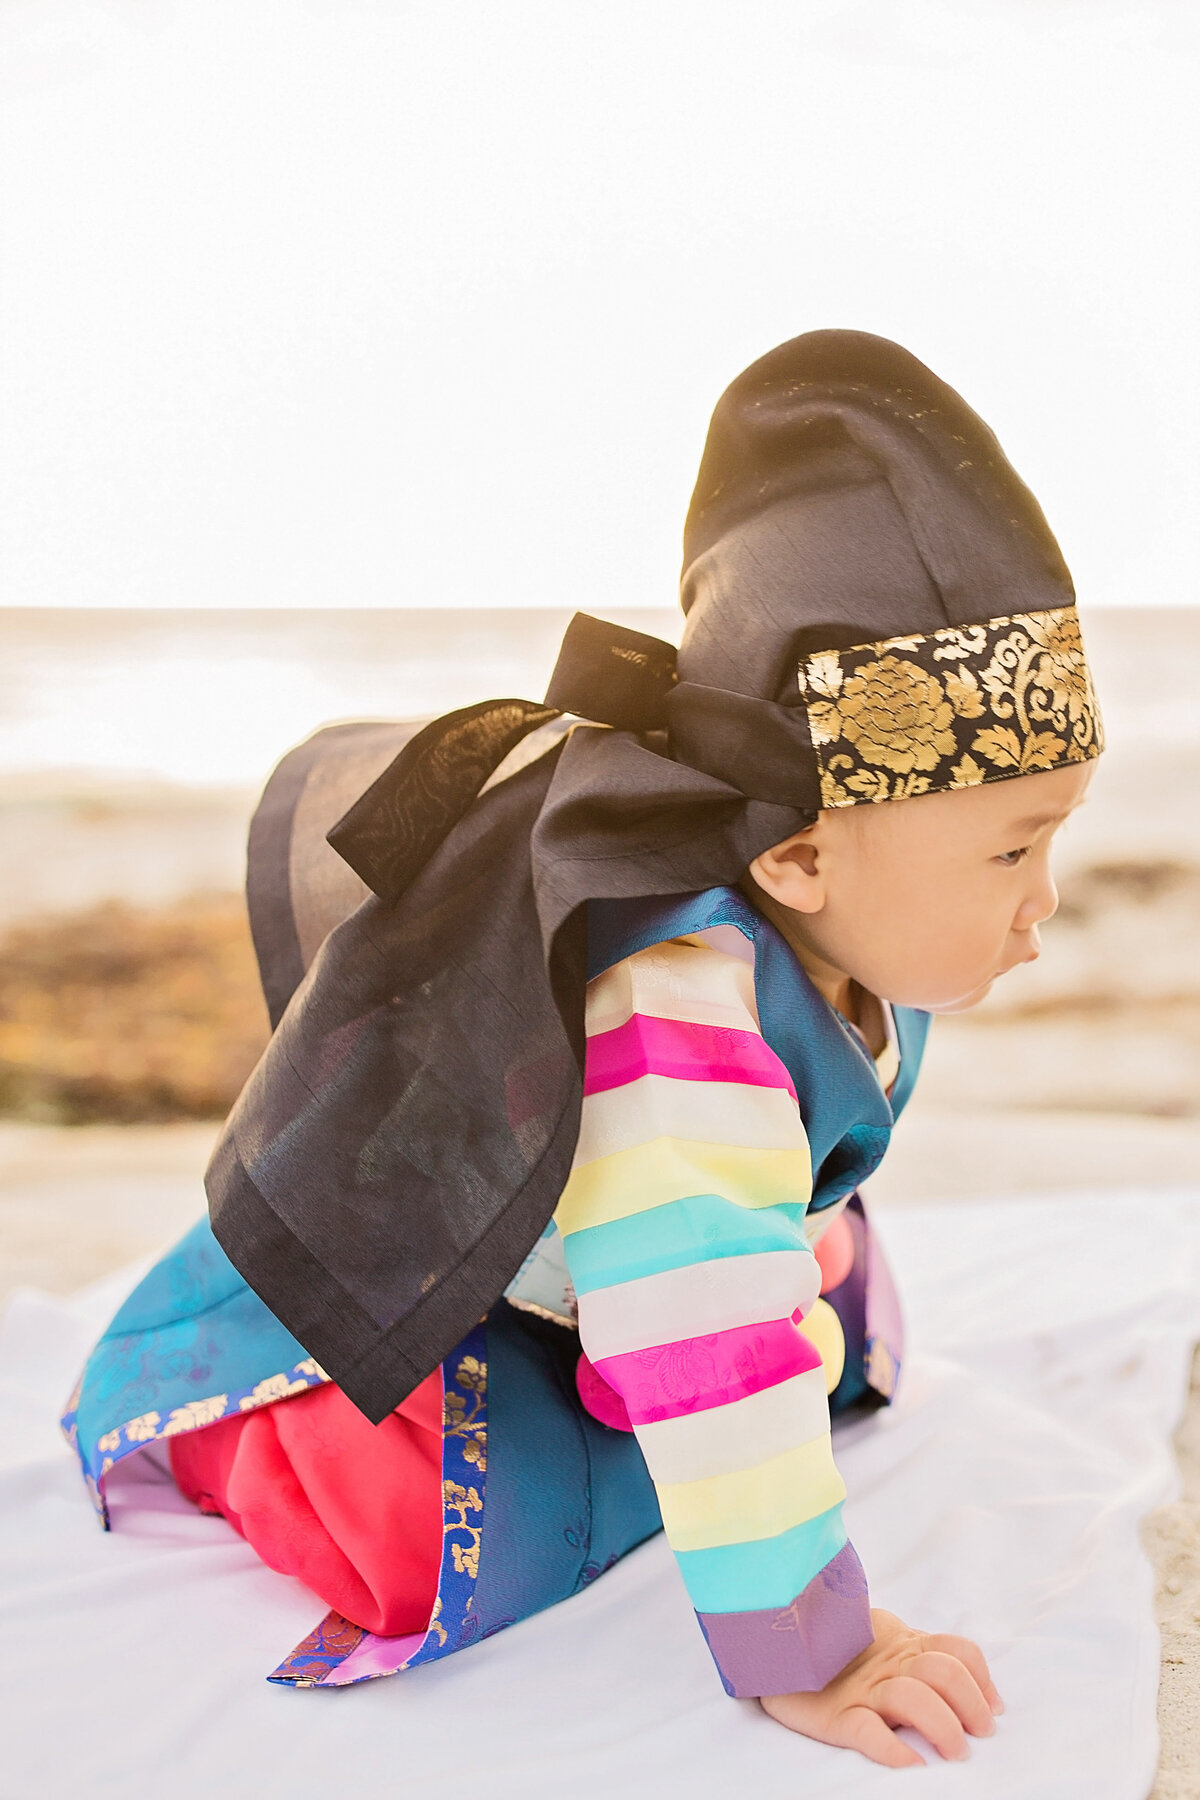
[161,1395,229,1435]
[239,1373,313,1410]
[96,1429,121,1454]
[450,1541,479,1578]
[807,655,957,776]
[798,605,1102,807]
[426,1595,448,1650]
[123,1411,162,1443]
[461,1434,486,1470]
[455,1355,487,1392]
[442,1480,483,1580]
[443,1480,483,1517]
[443,1358,488,1474]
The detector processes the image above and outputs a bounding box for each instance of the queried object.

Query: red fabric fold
[168,1373,443,1637]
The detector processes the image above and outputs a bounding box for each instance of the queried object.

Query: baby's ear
[749,828,826,914]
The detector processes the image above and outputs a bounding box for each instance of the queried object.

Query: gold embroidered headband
[796,604,1103,809]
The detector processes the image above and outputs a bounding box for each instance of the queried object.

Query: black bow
[329,613,821,906]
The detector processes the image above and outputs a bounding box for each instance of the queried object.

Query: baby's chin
[922,977,996,1016]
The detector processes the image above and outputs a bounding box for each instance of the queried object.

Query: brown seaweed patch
[0,897,268,1124]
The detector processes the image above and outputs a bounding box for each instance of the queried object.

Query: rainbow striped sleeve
[554,935,873,1699]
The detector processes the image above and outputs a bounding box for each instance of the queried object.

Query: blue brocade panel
[64,1218,325,1521]
[469,1303,661,1644]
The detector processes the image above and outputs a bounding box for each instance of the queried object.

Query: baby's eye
[994,846,1031,867]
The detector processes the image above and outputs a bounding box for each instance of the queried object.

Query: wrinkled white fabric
[3,1189,1198,1800]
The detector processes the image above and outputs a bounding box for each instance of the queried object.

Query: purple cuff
[697,1541,873,1698]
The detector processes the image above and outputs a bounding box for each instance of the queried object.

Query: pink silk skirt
[168,1369,443,1636]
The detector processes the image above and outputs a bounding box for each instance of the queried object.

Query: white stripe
[576,1248,820,1362]
[573,1073,807,1169]
[634,1367,832,1485]
[585,940,760,1038]
[679,926,756,966]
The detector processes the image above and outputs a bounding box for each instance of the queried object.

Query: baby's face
[751,762,1094,1012]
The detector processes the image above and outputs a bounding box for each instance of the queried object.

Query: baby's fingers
[905,1650,996,1738]
[875,1675,970,1763]
[840,1706,926,1769]
[923,1633,1004,1714]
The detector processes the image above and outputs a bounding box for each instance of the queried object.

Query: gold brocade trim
[796,605,1103,808]
[441,1351,488,1583]
[443,1352,488,1476]
[503,1295,580,1330]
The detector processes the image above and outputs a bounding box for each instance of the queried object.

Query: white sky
[1,0,1197,613]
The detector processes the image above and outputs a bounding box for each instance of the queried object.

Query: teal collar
[586,887,930,1210]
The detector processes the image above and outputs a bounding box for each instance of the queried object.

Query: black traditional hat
[209,331,1102,1421]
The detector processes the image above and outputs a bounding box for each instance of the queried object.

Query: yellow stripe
[802,1297,847,1397]
[656,1431,845,1552]
[554,1136,812,1237]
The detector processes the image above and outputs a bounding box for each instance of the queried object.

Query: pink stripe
[592,1317,822,1426]
[584,1014,797,1100]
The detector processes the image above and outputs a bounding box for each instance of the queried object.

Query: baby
[65,330,1102,1769]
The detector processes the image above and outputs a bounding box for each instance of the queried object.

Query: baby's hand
[760,1609,1003,1768]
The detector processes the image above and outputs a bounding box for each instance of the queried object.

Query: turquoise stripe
[562,1193,811,1296]
[673,1502,848,1614]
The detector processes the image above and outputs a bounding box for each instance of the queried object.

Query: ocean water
[0,607,679,791]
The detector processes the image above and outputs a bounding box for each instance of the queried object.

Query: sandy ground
[3,1107,1198,1795]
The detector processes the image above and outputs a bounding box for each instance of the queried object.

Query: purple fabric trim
[697,1540,872,1698]
[824,1193,904,1404]
[860,1195,904,1400]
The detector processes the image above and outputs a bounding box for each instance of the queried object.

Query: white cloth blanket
[3,1190,1199,1800]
